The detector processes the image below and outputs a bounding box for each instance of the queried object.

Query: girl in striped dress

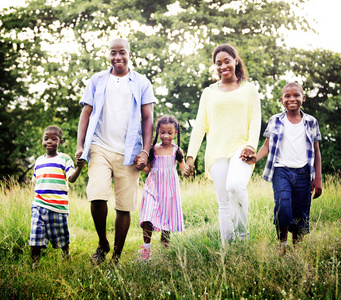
[139,115,187,261]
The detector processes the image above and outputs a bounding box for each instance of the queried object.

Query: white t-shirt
[92,73,133,154]
[275,115,308,168]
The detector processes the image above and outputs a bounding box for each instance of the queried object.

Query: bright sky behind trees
[1,0,341,53]
[283,0,341,53]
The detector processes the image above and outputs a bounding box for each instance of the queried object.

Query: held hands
[240,146,256,165]
[183,164,192,179]
[75,147,83,159]
[76,158,86,168]
[241,153,257,165]
[134,151,148,171]
[183,157,195,179]
[75,151,86,168]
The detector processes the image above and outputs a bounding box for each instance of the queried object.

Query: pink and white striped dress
[139,144,184,232]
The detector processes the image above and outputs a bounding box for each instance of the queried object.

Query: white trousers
[209,150,253,246]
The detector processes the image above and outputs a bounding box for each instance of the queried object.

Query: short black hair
[44,125,63,139]
[282,82,304,95]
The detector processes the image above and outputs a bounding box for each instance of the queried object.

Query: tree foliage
[291,49,341,175]
[0,0,340,180]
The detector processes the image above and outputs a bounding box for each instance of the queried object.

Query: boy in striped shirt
[29,125,84,268]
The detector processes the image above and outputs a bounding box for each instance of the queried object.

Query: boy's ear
[302,95,306,102]
[59,138,64,145]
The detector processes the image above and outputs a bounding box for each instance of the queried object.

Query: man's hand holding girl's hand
[134,151,148,171]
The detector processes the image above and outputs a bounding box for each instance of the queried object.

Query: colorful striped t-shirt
[32,153,75,213]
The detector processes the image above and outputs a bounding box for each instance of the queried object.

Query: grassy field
[0,175,340,299]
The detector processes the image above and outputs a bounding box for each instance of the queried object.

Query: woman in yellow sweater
[185,44,261,247]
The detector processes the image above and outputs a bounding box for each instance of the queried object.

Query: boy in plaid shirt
[244,82,322,253]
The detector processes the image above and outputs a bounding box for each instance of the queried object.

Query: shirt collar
[108,66,135,82]
[279,109,308,122]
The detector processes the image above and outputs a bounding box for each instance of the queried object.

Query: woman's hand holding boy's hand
[240,145,255,157]
[240,146,256,164]
[241,154,257,164]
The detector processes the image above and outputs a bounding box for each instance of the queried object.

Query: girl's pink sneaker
[138,245,151,262]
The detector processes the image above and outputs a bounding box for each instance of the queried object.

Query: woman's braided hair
[148,115,183,163]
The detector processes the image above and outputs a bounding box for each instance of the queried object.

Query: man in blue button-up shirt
[75,38,155,265]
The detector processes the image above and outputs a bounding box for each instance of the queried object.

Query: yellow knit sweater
[187,81,261,176]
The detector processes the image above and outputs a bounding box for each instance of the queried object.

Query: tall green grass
[0,175,340,299]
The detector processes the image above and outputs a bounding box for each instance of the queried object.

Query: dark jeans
[272,164,312,234]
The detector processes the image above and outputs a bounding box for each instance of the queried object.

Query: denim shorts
[272,164,312,234]
[29,205,70,249]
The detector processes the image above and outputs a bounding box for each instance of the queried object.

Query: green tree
[291,49,341,175]
[2,0,337,180]
[0,36,35,181]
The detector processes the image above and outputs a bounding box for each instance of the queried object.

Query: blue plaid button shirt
[262,110,321,182]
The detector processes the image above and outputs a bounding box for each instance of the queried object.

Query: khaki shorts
[87,144,140,211]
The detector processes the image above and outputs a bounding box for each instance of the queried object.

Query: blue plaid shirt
[262,110,321,182]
